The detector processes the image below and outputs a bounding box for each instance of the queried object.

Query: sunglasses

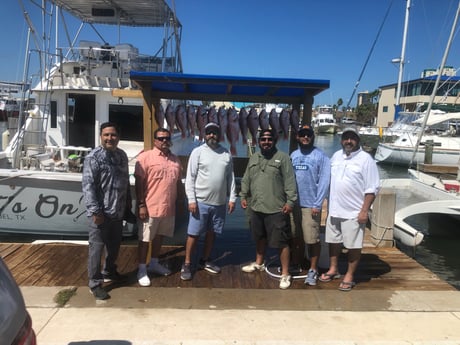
[155,136,171,142]
[298,133,312,138]
[259,137,273,142]
[205,131,218,136]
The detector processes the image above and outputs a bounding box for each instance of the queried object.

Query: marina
[0,0,459,293]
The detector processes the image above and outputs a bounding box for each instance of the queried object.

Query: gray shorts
[290,206,321,244]
[187,202,226,236]
[138,216,175,242]
[325,215,364,249]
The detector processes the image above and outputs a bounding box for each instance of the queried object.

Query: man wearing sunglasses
[181,122,236,280]
[290,125,330,286]
[240,129,297,289]
[134,127,183,287]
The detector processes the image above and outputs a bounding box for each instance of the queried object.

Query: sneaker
[199,259,221,274]
[180,263,192,281]
[241,262,265,273]
[90,286,110,300]
[147,262,171,276]
[102,271,127,283]
[277,264,302,275]
[279,275,291,290]
[137,271,151,287]
[304,269,318,286]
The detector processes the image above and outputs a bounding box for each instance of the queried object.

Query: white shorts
[138,216,175,242]
[325,215,364,249]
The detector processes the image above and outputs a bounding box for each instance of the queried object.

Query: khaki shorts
[290,206,321,244]
[325,215,364,249]
[138,216,175,242]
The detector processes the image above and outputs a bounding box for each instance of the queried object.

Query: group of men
[82,120,379,300]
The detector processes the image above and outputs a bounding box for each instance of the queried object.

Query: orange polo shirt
[135,147,182,217]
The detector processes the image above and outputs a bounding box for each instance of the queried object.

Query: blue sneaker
[304,269,318,286]
[180,263,192,281]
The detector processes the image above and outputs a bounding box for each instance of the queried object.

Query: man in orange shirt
[134,128,183,287]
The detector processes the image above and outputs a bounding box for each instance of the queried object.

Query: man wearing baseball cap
[290,124,330,286]
[319,127,380,291]
[181,122,237,280]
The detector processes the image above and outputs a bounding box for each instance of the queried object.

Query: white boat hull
[0,169,135,237]
[316,124,339,134]
[380,175,460,246]
[375,138,460,166]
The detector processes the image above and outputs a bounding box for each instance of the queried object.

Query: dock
[0,230,454,291]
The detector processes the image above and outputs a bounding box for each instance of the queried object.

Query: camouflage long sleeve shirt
[82,146,130,220]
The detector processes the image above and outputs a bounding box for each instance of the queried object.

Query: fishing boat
[0,0,183,237]
[311,105,339,134]
[0,1,331,238]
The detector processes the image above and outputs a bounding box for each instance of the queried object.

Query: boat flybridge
[2,0,182,171]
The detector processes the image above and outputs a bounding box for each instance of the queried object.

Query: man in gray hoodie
[181,122,237,280]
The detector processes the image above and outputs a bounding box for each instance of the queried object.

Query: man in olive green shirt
[240,129,297,289]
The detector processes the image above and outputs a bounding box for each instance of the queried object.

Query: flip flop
[318,272,341,282]
[338,281,356,291]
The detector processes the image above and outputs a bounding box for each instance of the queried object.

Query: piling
[424,139,434,164]
[370,188,396,247]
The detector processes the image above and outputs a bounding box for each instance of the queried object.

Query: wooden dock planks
[0,241,456,291]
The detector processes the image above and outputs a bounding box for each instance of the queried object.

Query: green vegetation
[54,287,77,307]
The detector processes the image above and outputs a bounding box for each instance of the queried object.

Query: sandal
[318,272,341,282]
[338,281,356,291]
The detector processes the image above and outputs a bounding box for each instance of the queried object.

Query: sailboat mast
[395,0,411,113]
[409,0,460,167]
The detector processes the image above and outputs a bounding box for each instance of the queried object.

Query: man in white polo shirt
[319,127,380,291]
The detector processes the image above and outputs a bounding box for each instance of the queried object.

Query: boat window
[50,101,57,128]
[109,104,143,141]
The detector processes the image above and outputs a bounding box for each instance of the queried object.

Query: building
[377,69,460,127]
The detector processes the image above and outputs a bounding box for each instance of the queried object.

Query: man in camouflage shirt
[82,122,131,300]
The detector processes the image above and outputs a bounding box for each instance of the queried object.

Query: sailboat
[381,0,460,247]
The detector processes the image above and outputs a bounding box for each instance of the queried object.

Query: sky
[1,0,460,107]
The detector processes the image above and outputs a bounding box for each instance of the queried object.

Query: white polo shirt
[329,147,380,219]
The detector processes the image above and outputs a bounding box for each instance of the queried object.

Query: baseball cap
[298,125,314,137]
[205,122,220,132]
[341,127,360,138]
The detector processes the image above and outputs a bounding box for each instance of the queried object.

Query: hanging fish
[155,103,165,128]
[269,108,280,137]
[186,105,196,137]
[196,105,208,141]
[207,105,218,124]
[226,106,239,155]
[259,109,269,130]
[175,104,187,138]
[165,103,175,132]
[217,105,228,142]
[247,107,259,146]
[279,108,290,140]
[238,107,249,144]
[290,109,300,135]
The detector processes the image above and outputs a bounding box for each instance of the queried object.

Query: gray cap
[205,122,220,130]
[341,127,360,138]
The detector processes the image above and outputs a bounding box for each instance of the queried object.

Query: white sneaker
[279,275,291,289]
[137,271,151,287]
[241,262,265,273]
[147,262,171,276]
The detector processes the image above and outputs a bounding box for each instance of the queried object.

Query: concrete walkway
[22,286,460,344]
